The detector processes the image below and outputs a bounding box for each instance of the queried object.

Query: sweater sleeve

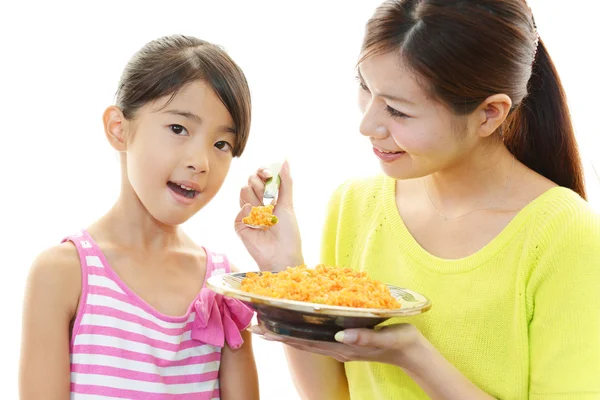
[527,206,600,399]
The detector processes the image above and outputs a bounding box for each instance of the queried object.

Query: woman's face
[357,52,480,180]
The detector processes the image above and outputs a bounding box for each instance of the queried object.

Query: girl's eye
[386,106,409,119]
[169,124,189,136]
[215,141,233,152]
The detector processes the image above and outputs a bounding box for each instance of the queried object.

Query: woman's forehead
[359,52,430,103]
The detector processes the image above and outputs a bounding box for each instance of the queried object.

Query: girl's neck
[90,182,187,251]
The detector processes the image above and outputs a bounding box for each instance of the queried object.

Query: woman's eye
[169,124,189,136]
[215,141,233,152]
[357,77,370,92]
[386,106,409,119]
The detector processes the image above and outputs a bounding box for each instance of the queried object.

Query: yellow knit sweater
[321,175,600,400]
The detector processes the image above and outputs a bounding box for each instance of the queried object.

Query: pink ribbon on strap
[191,287,254,349]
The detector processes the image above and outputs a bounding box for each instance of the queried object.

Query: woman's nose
[359,102,388,139]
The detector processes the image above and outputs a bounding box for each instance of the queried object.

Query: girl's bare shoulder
[25,242,82,319]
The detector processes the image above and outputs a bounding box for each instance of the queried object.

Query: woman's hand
[250,324,497,400]
[249,323,423,366]
[235,160,304,271]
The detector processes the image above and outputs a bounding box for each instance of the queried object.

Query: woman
[236,1,600,398]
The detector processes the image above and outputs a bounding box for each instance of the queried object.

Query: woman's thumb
[234,203,254,234]
[334,324,415,348]
[276,160,294,208]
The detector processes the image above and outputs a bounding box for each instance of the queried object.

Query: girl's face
[357,52,482,180]
[113,80,236,226]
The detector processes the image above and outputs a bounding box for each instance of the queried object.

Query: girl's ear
[103,106,128,151]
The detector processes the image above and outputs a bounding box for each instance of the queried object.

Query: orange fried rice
[242,205,278,228]
[240,265,401,309]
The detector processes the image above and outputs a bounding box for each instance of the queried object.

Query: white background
[1,1,598,398]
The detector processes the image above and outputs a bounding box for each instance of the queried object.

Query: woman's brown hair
[362,0,586,198]
[115,34,251,157]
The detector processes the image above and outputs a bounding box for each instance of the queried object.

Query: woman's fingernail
[335,330,356,343]
[264,169,273,178]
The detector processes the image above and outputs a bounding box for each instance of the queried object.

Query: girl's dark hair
[362,0,586,198]
[115,34,251,157]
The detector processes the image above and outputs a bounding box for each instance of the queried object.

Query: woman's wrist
[391,330,431,370]
[262,254,305,272]
[392,334,495,400]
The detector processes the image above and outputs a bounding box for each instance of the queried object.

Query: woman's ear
[474,94,512,138]
[103,106,128,151]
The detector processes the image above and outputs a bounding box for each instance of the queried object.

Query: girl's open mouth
[167,181,198,199]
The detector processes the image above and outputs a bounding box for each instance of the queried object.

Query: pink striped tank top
[63,230,254,400]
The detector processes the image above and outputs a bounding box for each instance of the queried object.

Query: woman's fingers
[257,167,273,181]
[234,203,255,232]
[239,184,262,208]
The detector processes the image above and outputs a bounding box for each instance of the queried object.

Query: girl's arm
[219,262,259,400]
[19,244,81,400]
[219,330,259,400]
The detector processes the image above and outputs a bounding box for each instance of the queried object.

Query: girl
[236,1,600,399]
[19,35,259,400]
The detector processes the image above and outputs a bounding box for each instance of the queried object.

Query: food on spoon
[242,204,278,229]
[240,264,401,309]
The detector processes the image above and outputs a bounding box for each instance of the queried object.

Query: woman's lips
[373,147,406,162]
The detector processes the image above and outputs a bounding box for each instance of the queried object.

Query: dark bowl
[207,272,432,342]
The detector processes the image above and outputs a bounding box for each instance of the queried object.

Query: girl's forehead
[143,81,220,111]
[151,81,214,108]
[140,81,235,129]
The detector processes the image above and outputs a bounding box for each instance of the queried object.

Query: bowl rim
[206,271,432,318]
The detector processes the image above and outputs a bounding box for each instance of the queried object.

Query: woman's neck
[423,143,516,216]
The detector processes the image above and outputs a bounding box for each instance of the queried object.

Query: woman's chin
[379,162,420,181]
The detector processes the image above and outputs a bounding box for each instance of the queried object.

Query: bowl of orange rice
[207,265,431,342]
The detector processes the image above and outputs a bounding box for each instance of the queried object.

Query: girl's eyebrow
[164,109,237,134]
[165,109,202,123]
